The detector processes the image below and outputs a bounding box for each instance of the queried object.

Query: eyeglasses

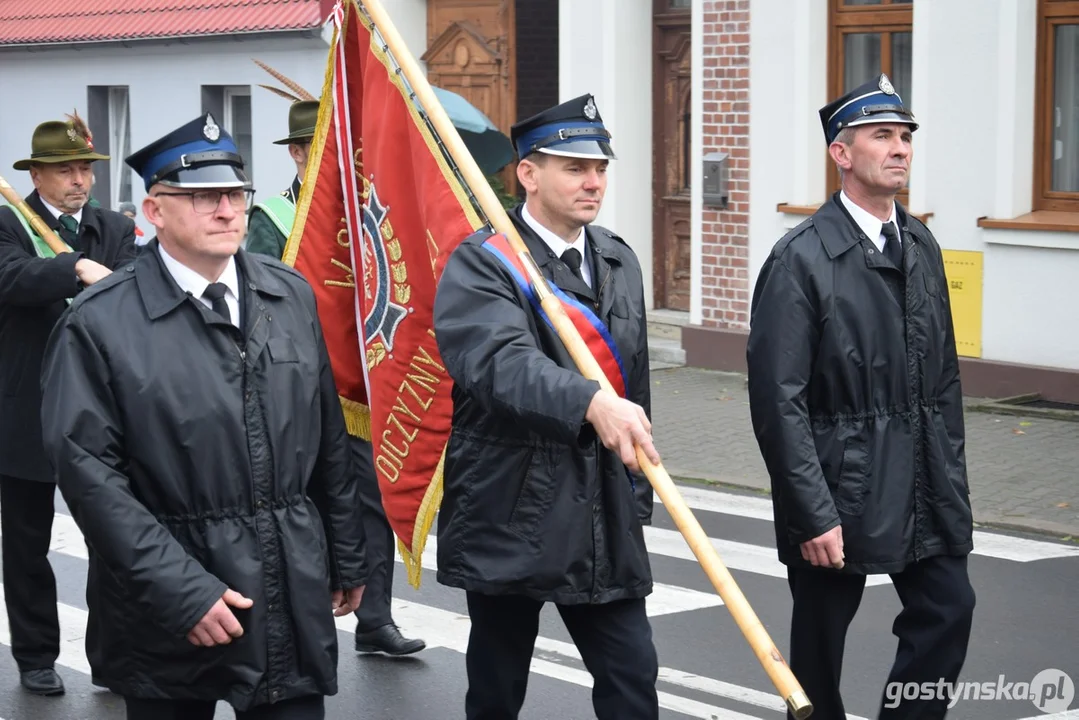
[152,188,254,214]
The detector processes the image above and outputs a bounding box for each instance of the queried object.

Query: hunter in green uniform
[245,100,317,258]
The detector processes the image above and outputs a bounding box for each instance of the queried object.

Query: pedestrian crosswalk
[1,483,1076,719]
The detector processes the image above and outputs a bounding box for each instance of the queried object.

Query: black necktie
[881,222,903,269]
[202,283,232,324]
[561,247,586,285]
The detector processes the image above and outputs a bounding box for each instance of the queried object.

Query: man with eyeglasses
[0,113,136,697]
[39,113,368,720]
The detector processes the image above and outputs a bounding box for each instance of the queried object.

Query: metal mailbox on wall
[702,152,729,209]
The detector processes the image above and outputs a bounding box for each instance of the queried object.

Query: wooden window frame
[826,0,914,201]
[1034,0,1079,212]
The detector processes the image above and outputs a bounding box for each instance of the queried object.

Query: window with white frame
[86,85,132,210]
[109,87,132,207]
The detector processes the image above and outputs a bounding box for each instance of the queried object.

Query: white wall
[746,0,1079,371]
[747,0,828,295]
[382,0,429,68]
[0,33,332,238]
[559,0,654,308]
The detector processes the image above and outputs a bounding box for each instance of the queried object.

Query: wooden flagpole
[0,175,71,255]
[355,1,812,716]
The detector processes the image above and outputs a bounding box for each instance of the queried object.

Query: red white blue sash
[482,233,628,399]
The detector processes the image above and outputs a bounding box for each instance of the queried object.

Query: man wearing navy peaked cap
[511,93,618,160]
[433,93,660,719]
[39,113,369,720]
[747,74,974,719]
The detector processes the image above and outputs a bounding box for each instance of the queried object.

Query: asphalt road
[0,484,1076,720]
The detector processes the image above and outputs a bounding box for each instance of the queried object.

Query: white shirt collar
[156,243,240,306]
[840,190,899,252]
[521,202,587,262]
[39,196,83,226]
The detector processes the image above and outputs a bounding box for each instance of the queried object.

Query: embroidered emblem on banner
[361,180,409,368]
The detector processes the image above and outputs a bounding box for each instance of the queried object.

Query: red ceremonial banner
[284,0,483,585]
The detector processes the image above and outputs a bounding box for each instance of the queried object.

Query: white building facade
[1,0,1075,400]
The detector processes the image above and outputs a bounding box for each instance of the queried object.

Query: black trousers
[349,437,394,631]
[787,554,975,720]
[124,695,324,720]
[464,592,659,720]
[0,475,60,671]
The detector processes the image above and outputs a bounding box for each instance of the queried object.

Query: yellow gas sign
[941,250,983,358]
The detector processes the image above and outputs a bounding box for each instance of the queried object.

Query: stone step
[647,309,690,341]
[648,337,685,367]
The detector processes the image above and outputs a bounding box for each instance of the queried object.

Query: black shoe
[20,668,64,696]
[355,623,426,656]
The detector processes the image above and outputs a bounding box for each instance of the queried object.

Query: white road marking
[0,585,90,676]
[659,485,1079,562]
[643,526,891,587]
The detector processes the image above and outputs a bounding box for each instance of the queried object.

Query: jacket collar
[286,176,302,205]
[816,190,923,259]
[508,204,622,305]
[26,191,62,233]
[136,238,289,321]
[25,190,105,237]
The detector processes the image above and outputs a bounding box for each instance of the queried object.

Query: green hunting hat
[273,100,320,145]
[13,115,110,170]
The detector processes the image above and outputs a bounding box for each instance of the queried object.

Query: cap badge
[583,97,598,121]
[66,127,78,144]
[203,114,221,142]
[879,74,896,95]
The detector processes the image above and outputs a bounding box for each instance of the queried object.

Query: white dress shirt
[156,244,241,329]
[521,203,591,289]
[840,190,900,253]
[39,197,83,227]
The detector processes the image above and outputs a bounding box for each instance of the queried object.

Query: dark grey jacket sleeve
[0,207,83,305]
[433,241,601,444]
[304,288,368,590]
[40,308,228,636]
[746,255,839,543]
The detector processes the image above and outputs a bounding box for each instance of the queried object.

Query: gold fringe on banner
[397,447,445,588]
[339,396,372,440]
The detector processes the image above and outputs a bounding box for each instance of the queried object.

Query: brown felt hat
[273,100,320,145]
[13,118,110,170]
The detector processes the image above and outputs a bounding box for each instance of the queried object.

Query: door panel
[652,2,692,311]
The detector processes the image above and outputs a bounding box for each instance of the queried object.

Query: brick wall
[701,0,750,329]
[515,0,559,123]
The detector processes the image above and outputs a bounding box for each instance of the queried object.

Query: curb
[667,474,1079,543]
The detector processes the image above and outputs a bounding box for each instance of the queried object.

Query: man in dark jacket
[39,113,367,720]
[0,114,136,696]
[433,94,660,720]
[746,74,975,720]
[247,97,425,657]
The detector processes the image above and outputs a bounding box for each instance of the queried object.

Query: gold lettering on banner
[376,345,448,484]
[336,217,350,248]
[325,258,356,289]
[376,452,402,483]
